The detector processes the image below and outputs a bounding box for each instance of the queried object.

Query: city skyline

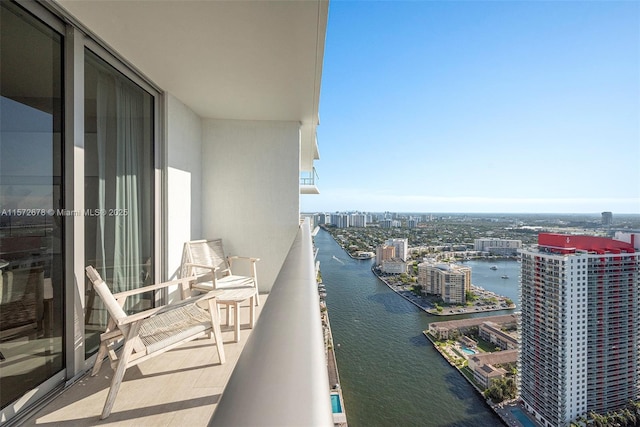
[301,0,640,214]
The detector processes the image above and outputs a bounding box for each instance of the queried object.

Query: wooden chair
[180,239,260,302]
[85,266,226,419]
[180,239,259,342]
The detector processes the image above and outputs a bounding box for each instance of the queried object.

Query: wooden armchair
[180,239,260,343]
[85,266,226,419]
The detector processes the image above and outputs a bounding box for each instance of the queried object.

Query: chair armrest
[112,276,197,300]
[116,290,222,327]
[228,256,260,263]
[185,263,220,273]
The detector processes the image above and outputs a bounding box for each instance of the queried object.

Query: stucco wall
[166,94,202,280]
[202,119,300,292]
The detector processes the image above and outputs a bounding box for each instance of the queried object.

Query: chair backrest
[86,266,127,323]
[180,239,230,279]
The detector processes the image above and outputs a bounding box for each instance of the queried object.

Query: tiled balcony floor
[22,296,267,426]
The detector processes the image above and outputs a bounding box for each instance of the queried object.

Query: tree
[483,377,516,404]
[465,291,477,302]
[484,384,503,403]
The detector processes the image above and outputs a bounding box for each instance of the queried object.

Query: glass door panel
[0,1,64,409]
[83,50,154,358]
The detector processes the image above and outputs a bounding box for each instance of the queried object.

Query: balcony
[300,167,320,194]
[20,220,334,426]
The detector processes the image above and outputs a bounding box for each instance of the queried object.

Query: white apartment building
[381,259,407,274]
[350,213,367,228]
[386,238,409,262]
[417,262,471,304]
[474,238,521,256]
[519,233,640,427]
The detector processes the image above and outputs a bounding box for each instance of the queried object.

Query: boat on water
[332,255,345,264]
[354,251,375,260]
[501,275,509,279]
[490,265,498,270]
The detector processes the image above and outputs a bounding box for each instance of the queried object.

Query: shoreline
[371,266,515,316]
[422,331,525,427]
[327,231,516,316]
[370,266,435,314]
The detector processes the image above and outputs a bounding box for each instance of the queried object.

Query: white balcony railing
[209,219,333,426]
[300,168,320,194]
[300,167,318,186]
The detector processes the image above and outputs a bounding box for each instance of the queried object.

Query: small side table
[216,288,256,343]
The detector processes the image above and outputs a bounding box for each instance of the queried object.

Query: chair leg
[101,323,140,419]
[249,296,255,328]
[232,301,241,343]
[254,288,260,306]
[92,318,117,376]
[208,298,226,364]
[91,340,109,376]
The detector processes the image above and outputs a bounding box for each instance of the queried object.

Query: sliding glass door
[0,1,64,409]
[0,2,158,420]
[83,50,155,357]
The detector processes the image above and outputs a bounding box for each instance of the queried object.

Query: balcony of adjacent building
[301,167,321,195]
[14,220,336,427]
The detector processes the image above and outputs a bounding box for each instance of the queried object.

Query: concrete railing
[209,219,333,426]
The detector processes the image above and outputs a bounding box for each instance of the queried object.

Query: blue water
[461,346,477,355]
[331,393,343,413]
[511,408,536,427]
[316,228,504,427]
[461,259,521,307]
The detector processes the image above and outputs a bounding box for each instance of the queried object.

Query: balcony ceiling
[56,0,327,128]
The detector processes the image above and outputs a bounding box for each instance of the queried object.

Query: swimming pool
[461,346,477,355]
[331,393,342,413]
[511,407,537,427]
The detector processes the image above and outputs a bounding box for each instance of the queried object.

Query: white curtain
[94,73,143,312]
[113,79,142,302]
[94,72,109,278]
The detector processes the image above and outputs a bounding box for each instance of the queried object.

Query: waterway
[316,228,509,427]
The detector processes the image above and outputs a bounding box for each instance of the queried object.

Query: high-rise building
[417,261,471,304]
[376,244,396,266]
[601,211,613,226]
[519,233,640,427]
[386,238,409,261]
[329,213,349,228]
[350,213,367,228]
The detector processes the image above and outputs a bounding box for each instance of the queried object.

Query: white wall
[166,94,202,280]
[202,119,300,292]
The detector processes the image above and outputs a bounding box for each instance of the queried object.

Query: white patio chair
[85,266,225,419]
[180,239,259,342]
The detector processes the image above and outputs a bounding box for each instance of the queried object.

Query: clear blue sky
[301,0,640,214]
